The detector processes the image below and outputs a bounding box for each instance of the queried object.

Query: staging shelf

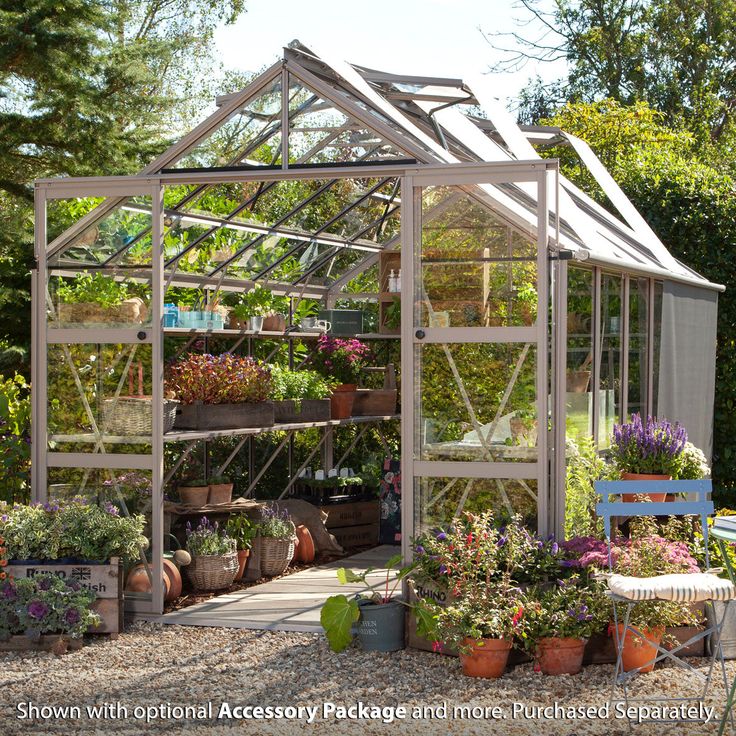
[164,327,323,339]
[49,414,401,446]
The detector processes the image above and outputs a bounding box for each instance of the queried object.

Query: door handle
[415,329,425,340]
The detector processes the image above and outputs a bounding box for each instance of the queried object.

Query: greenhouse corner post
[151,182,165,614]
[32,184,48,503]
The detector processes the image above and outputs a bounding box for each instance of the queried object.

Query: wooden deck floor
[143,545,397,632]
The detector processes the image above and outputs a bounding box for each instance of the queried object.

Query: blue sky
[214,0,565,105]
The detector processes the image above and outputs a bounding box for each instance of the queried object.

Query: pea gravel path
[1,624,734,736]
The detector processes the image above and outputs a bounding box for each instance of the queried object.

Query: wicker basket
[102,397,179,435]
[186,551,238,591]
[255,524,297,577]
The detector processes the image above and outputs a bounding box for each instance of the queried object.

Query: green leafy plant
[179,477,207,488]
[0,574,101,641]
[185,516,235,557]
[57,272,132,307]
[384,296,401,329]
[268,365,337,408]
[255,504,293,539]
[675,442,710,480]
[225,514,256,551]
[320,554,415,652]
[230,285,288,319]
[208,475,231,485]
[0,373,31,504]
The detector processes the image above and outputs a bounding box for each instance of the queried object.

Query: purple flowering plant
[610,413,687,476]
[311,335,372,386]
[0,573,100,641]
[167,353,272,405]
[185,516,235,557]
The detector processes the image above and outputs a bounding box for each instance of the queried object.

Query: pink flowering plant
[167,353,271,405]
[610,413,687,476]
[0,573,100,641]
[311,335,372,386]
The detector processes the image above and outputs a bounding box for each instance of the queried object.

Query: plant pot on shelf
[178,485,209,506]
[250,315,264,332]
[175,401,275,430]
[620,473,671,502]
[186,552,238,591]
[234,549,250,581]
[614,624,664,673]
[536,637,586,675]
[208,482,234,505]
[459,638,512,678]
[330,385,357,420]
[566,370,591,393]
[273,399,331,423]
[262,313,286,332]
[229,315,249,330]
[355,599,406,652]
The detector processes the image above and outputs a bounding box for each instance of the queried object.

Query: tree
[0,0,246,374]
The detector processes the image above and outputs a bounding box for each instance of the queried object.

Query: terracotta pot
[536,637,586,675]
[620,472,671,502]
[178,486,209,506]
[125,559,182,602]
[234,549,250,581]
[330,384,356,420]
[208,483,233,505]
[459,638,512,678]
[293,524,316,563]
[614,624,664,673]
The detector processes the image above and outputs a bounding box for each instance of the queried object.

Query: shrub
[268,365,337,403]
[311,335,372,385]
[0,374,30,504]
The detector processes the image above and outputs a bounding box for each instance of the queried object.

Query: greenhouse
[31,40,721,617]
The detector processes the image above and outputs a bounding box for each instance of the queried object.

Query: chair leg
[714,600,736,736]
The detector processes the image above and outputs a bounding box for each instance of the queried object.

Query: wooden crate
[329,523,378,548]
[325,500,380,529]
[8,559,123,634]
[351,389,397,416]
[0,634,83,654]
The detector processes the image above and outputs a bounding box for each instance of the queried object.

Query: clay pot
[330,384,356,420]
[536,637,586,675]
[234,549,250,581]
[293,524,316,563]
[614,624,664,673]
[178,485,209,506]
[208,483,233,505]
[620,473,671,502]
[459,638,512,678]
[125,559,182,602]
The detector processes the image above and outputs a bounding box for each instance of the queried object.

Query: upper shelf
[164,327,400,340]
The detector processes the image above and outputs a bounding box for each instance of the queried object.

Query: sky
[214,0,566,106]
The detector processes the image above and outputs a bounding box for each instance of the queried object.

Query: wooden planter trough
[8,558,123,634]
[273,399,331,423]
[0,634,83,655]
[174,401,275,430]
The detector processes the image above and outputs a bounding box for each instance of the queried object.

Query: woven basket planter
[102,397,179,435]
[186,551,238,591]
[255,525,296,577]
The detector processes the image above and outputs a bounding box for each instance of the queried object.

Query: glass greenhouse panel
[47,343,155,452]
[418,187,537,328]
[416,342,538,462]
[599,273,623,446]
[628,277,649,418]
[415,476,538,531]
[566,267,594,439]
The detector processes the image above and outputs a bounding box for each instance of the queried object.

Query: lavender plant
[255,504,293,539]
[610,413,687,476]
[185,516,235,557]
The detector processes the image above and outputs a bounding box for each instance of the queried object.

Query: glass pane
[416,476,538,530]
[566,267,594,439]
[599,273,622,447]
[419,187,537,328]
[417,342,538,462]
[47,467,154,605]
[628,277,649,418]
[47,343,155,452]
[652,281,664,416]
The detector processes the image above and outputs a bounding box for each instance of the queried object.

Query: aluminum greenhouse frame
[32,40,722,615]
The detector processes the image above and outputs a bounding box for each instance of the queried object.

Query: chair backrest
[594,479,713,569]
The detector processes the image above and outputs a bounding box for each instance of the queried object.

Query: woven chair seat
[608,572,736,603]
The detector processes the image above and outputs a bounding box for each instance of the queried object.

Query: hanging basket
[186,551,238,591]
[255,525,296,577]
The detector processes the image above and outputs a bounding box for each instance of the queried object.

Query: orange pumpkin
[294,524,316,563]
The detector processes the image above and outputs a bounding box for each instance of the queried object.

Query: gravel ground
[1,623,734,736]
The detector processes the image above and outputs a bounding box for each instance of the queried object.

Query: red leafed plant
[166,353,271,405]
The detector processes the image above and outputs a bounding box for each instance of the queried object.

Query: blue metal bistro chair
[595,479,735,731]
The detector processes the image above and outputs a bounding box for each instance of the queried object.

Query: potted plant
[269,365,337,423]
[610,414,688,501]
[311,335,372,419]
[252,504,296,577]
[0,573,101,654]
[177,478,209,507]
[167,353,274,429]
[229,285,288,332]
[208,475,234,505]
[184,517,238,591]
[225,514,256,581]
[321,553,415,652]
[522,576,608,675]
[55,272,147,326]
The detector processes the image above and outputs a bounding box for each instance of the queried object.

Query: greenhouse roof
[41,39,721,293]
